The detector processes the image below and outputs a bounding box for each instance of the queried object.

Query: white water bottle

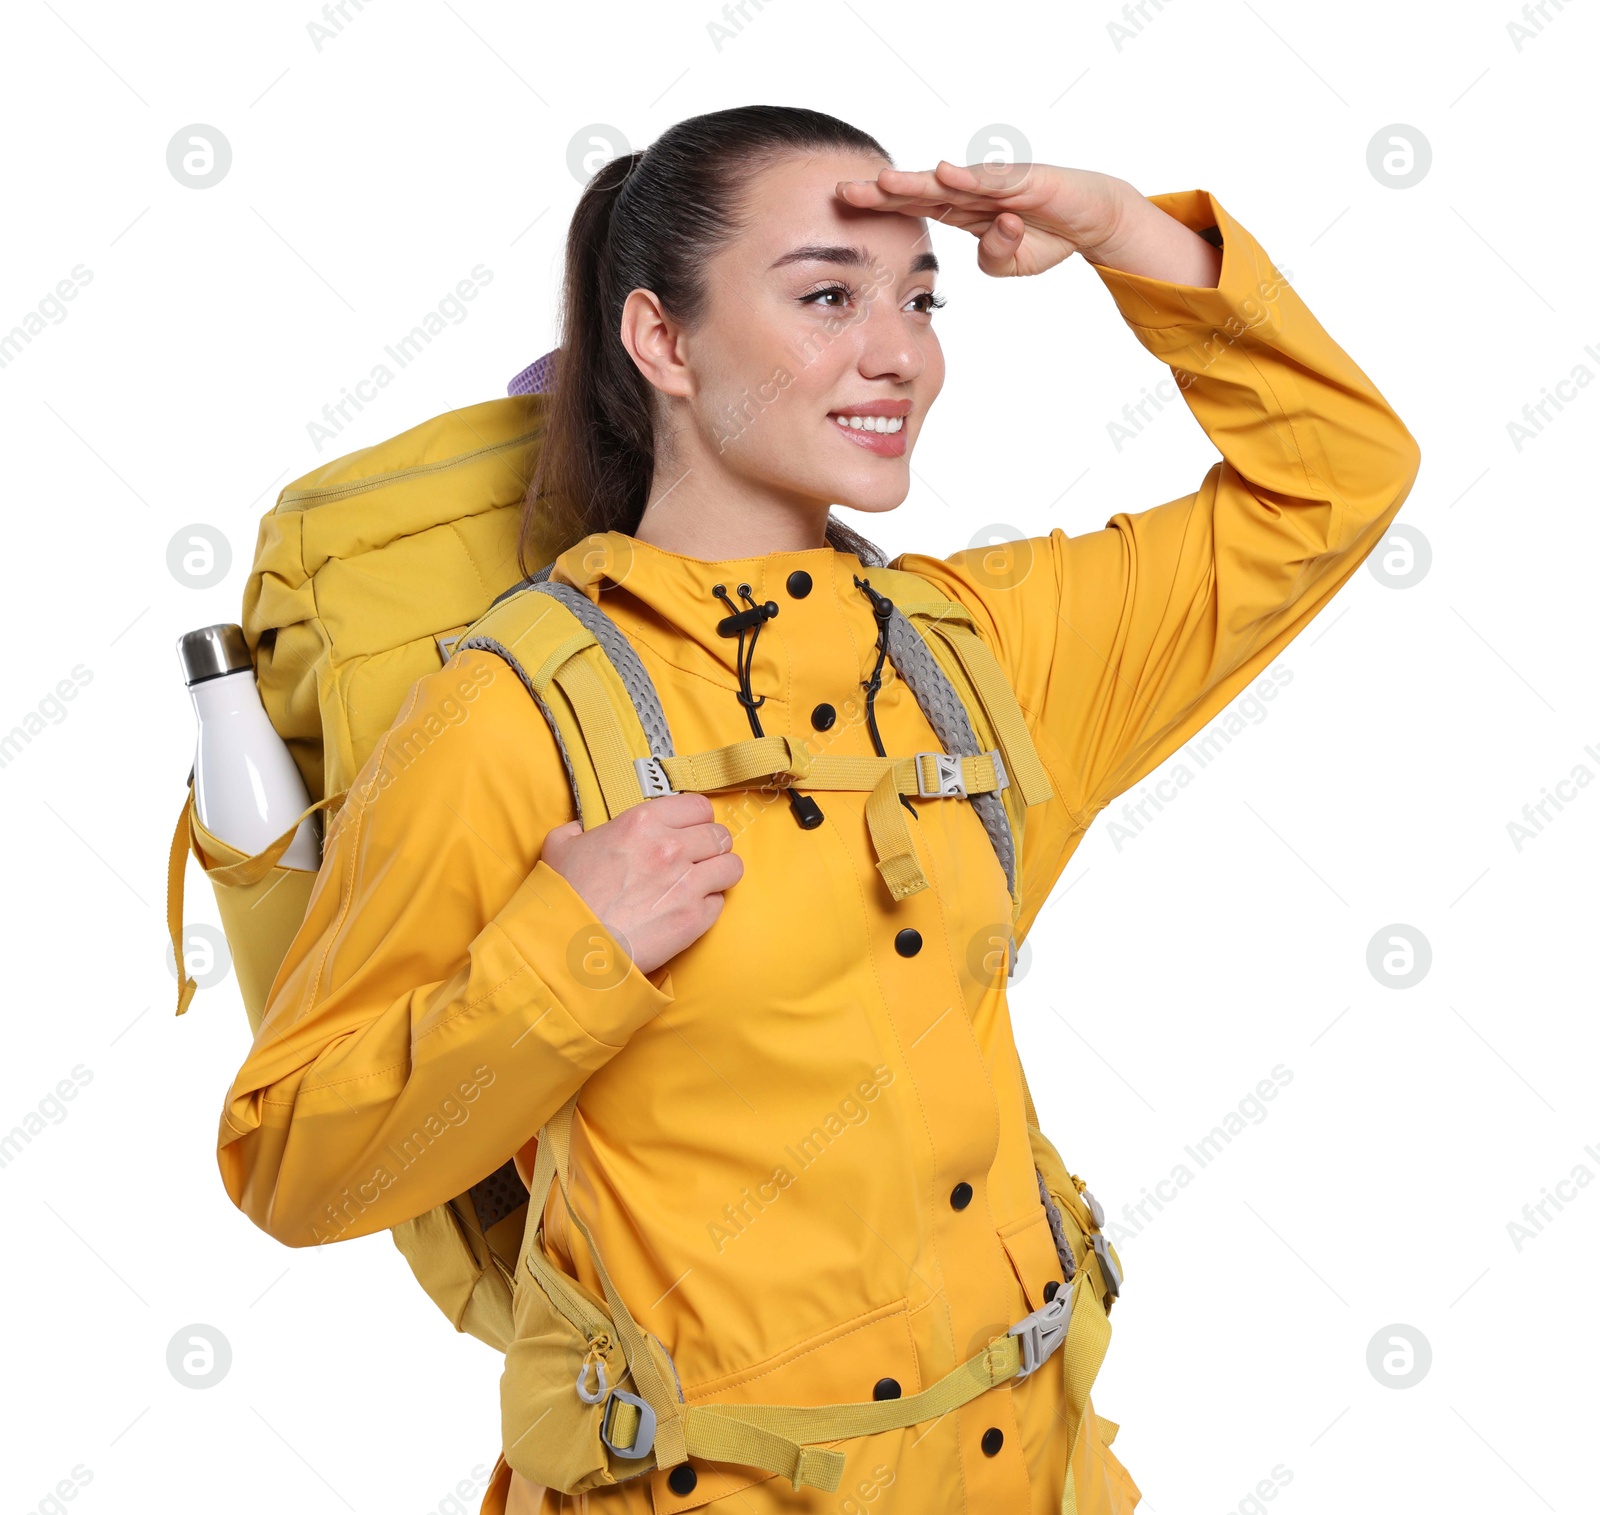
[177,624,322,869]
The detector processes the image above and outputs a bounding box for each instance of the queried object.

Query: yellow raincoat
[218,188,1420,1514]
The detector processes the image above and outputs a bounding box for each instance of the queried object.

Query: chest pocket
[999,1205,1071,1314]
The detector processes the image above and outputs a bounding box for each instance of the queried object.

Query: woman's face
[635,150,946,523]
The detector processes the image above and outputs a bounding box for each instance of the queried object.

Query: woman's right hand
[539,793,742,976]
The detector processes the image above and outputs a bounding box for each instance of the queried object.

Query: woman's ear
[619,287,693,401]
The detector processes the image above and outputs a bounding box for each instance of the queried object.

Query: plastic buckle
[634,755,674,799]
[1091,1233,1122,1301]
[599,1389,657,1459]
[1008,1293,1070,1379]
[914,751,967,798]
[985,746,1010,794]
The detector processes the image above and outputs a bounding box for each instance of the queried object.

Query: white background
[1,2,1594,1513]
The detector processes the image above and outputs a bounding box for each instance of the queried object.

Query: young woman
[219,106,1420,1515]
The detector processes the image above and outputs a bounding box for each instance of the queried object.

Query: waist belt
[599,1277,1106,1496]
[524,1097,1114,1512]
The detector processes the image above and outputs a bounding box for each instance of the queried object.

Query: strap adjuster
[914,751,967,798]
[912,749,1009,799]
[599,1388,657,1459]
[634,755,674,798]
[1008,1292,1070,1379]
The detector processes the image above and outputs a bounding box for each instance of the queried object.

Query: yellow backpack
[165,372,1124,1507]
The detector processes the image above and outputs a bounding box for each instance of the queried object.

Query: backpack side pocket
[174,789,321,1034]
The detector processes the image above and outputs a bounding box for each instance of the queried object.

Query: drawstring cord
[712,582,825,830]
[854,574,918,819]
[708,571,918,829]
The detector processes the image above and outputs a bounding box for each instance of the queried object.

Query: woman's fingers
[834,181,1007,239]
[678,818,735,866]
[688,846,744,897]
[838,161,1030,212]
[974,211,1026,277]
[643,791,714,827]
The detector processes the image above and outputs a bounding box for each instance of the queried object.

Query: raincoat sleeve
[892,187,1422,921]
[216,651,675,1246]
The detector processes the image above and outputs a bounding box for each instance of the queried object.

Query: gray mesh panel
[1037,1169,1077,1281]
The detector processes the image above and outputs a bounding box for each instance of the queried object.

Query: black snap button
[981,1427,1004,1457]
[950,1181,973,1211]
[786,569,813,598]
[894,928,922,957]
[872,1377,902,1401]
[668,1464,698,1495]
[811,702,837,731]
[1044,1279,1061,1302]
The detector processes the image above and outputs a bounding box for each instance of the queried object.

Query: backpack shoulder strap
[852,565,1053,937]
[466,565,1054,938]
[458,578,674,827]
[864,566,1052,805]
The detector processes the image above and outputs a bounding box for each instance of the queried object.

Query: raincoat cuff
[494,859,675,1049]
[1086,187,1288,351]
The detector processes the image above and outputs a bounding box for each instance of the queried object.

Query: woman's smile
[828,398,911,457]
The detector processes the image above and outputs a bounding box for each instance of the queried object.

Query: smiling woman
[217,104,1420,1515]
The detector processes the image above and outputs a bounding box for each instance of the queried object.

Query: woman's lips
[828,416,908,458]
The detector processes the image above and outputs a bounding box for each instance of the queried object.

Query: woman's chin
[824,477,911,518]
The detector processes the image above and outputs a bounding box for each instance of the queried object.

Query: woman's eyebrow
[768,245,939,275]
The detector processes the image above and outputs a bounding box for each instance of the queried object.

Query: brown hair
[519,105,893,576]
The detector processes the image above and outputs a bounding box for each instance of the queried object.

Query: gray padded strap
[879,606,1018,900]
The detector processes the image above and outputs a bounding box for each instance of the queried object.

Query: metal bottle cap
[177,623,252,686]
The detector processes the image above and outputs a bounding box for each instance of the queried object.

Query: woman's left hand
[835,160,1133,279]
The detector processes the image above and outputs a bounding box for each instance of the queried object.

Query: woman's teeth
[833,414,904,433]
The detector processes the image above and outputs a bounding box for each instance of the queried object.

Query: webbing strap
[913,617,1053,809]
[1058,1272,1112,1515]
[167,784,345,1017]
[682,1332,1025,1492]
[166,791,198,1018]
[656,734,813,792]
[520,1117,611,1340]
[528,1100,690,1468]
[551,653,646,823]
[656,745,1007,799]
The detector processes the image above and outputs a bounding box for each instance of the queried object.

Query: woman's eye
[908,291,947,316]
[802,284,851,309]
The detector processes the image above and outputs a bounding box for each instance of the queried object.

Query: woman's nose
[852,294,926,385]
